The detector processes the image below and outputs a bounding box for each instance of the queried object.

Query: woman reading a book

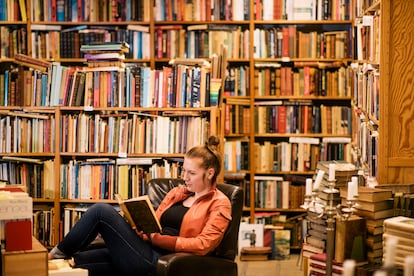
[48,136,231,276]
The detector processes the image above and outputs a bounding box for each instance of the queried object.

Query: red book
[282,27,289,57]
[277,105,287,134]
[5,220,32,251]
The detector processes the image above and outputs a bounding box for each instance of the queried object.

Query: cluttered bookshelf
[2,1,414,259]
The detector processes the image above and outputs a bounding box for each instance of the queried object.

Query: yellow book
[115,194,162,235]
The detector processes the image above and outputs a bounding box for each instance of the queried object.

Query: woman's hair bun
[207,135,220,148]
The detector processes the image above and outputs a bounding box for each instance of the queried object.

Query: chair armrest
[156,253,237,276]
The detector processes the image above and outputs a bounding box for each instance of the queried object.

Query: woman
[49,136,231,276]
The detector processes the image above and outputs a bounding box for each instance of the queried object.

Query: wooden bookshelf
[6,0,414,249]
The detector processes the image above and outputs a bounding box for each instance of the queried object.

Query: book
[341,186,393,202]
[384,216,414,232]
[344,198,394,212]
[115,194,161,235]
[354,208,394,220]
[272,229,291,260]
[5,219,32,251]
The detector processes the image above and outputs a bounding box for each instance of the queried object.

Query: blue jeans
[56,203,162,276]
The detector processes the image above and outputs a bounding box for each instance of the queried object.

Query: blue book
[41,73,48,106]
[140,68,151,107]
[0,0,6,21]
[56,0,65,21]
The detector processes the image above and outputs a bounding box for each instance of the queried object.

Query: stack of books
[81,41,130,69]
[315,161,358,206]
[341,186,393,264]
[383,216,414,269]
[303,212,327,258]
[307,253,343,276]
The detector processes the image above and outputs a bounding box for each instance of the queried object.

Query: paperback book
[115,194,161,235]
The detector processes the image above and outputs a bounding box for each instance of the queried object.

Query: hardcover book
[115,194,161,235]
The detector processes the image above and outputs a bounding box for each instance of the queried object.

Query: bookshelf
[352,0,414,185]
[9,0,414,250]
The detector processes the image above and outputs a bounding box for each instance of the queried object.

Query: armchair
[79,178,244,276]
[146,178,244,276]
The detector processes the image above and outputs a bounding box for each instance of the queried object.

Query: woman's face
[182,157,214,194]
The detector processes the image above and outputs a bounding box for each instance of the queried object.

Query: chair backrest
[146,178,244,260]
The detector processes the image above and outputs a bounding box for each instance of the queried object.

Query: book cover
[115,194,161,235]
[273,229,291,260]
[238,223,264,254]
[5,219,32,251]
[341,186,392,202]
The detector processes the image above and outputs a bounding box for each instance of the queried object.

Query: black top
[160,201,189,236]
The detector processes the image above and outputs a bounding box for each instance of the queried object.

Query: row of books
[253,28,350,59]
[0,0,26,21]
[253,64,353,97]
[0,26,27,58]
[0,159,55,199]
[354,110,378,178]
[353,63,380,122]
[248,176,306,209]
[33,205,54,247]
[60,158,182,200]
[0,113,55,153]
[223,140,249,171]
[0,111,210,155]
[31,25,151,60]
[154,0,249,21]
[186,25,249,59]
[354,12,380,63]
[60,113,210,155]
[2,62,220,108]
[223,103,250,135]
[253,138,352,173]
[31,0,151,22]
[254,104,352,135]
[255,0,351,21]
[29,25,350,61]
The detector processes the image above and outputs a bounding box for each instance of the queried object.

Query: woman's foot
[49,246,68,260]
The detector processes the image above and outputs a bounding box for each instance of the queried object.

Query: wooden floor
[236,254,304,276]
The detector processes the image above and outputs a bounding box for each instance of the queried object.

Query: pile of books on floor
[302,212,326,258]
[306,253,343,276]
[383,216,414,269]
[341,186,393,264]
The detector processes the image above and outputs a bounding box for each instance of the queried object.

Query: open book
[115,194,162,235]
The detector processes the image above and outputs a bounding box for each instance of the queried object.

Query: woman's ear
[207,168,215,180]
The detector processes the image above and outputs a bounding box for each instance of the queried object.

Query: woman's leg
[73,248,116,276]
[55,203,160,275]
